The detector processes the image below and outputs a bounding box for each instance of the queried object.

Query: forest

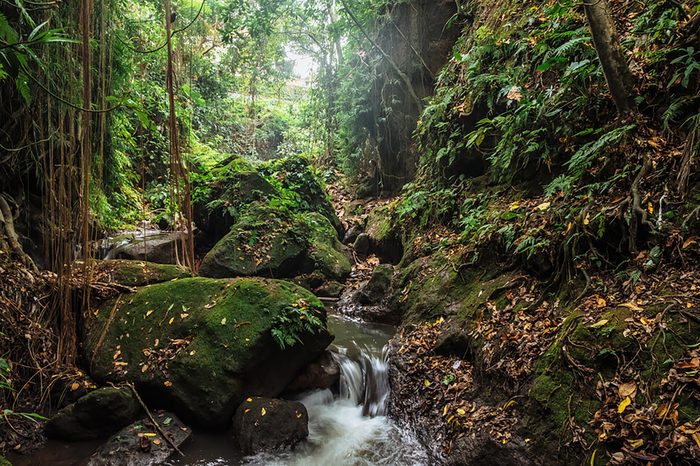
[0,0,699,465]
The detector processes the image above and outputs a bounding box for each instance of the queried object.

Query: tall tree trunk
[583,0,636,114]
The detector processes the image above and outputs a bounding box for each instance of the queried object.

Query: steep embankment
[356,1,700,465]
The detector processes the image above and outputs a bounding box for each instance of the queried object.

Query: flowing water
[169,314,428,466]
[11,314,427,466]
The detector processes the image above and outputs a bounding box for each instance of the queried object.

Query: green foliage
[270,302,325,350]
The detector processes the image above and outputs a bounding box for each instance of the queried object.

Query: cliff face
[359,0,460,195]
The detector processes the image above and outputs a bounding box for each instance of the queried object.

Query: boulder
[46,387,141,441]
[358,264,393,305]
[342,224,363,245]
[199,205,350,281]
[87,411,190,466]
[95,260,190,287]
[353,233,370,256]
[285,351,340,393]
[109,232,189,265]
[82,277,333,427]
[232,397,308,454]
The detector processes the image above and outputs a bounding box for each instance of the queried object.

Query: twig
[126,382,185,457]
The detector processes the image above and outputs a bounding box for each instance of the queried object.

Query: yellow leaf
[536,202,551,212]
[628,438,644,449]
[583,213,590,225]
[589,449,597,466]
[647,202,654,215]
[596,296,607,308]
[143,433,157,437]
[164,380,173,388]
[221,318,227,325]
[620,302,644,312]
[618,396,632,414]
[153,439,161,446]
[693,432,700,449]
[510,202,520,211]
[70,382,80,391]
[246,397,253,402]
[141,364,149,373]
[168,317,175,325]
[244,409,250,414]
[261,407,267,416]
[589,319,609,329]
[442,405,448,416]
[456,408,466,415]
[687,303,694,309]
[146,310,154,317]
[424,379,431,387]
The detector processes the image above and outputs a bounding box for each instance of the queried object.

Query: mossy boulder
[366,205,403,262]
[82,277,333,427]
[46,387,141,440]
[97,260,190,287]
[199,205,350,281]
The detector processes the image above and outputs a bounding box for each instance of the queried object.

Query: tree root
[0,193,37,271]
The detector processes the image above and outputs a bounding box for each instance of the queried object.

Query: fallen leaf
[261,407,266,416]
[620,302,644,312]
[618,396,631,413]
[618,382,637,399]
[536,202,551,212]
[70,382,80,391]
[590,319,609,329]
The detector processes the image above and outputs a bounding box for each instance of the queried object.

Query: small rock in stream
[285,351,340,393]
[233,397,308,455]
[87,411,190,466]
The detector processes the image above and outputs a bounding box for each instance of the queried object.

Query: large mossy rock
[46,387,141,440]
[199,205,350,281]
[82,277,333,427]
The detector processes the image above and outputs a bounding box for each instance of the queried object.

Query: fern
[565,124,637,180]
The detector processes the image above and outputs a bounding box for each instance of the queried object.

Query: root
[628,156,654,254]
[0,194,37,271]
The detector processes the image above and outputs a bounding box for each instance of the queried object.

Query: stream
[13,313,427,466]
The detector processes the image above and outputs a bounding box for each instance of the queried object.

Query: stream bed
[12,314,428,466]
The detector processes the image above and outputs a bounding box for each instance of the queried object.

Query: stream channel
[14,313,428,466]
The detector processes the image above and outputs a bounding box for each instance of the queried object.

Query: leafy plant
[270,301,325,350]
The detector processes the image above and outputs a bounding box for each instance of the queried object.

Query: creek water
[12,313,427,466]
[167,313,428,466]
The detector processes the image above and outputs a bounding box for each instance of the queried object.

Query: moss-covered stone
[199,205,350,281]
[82,277,333,427]
[101,260,190,287]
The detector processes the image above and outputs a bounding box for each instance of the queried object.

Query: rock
[343,224,363,245]
[109,232,189,265]
[445,432,533,466]
[46,387,141,441]
[353,233,370,256]
[314,280,345,299]
[358,264,393,305]
[433,324,473,359]
[82,277,333,427]
[87,411,190,466]
[97,260,190,287]
[285,351,340,393]
[232,398,308,454]
[199,205,350,281]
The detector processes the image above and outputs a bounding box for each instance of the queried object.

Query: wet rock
[87,411,190,466]
[446,432,533,466]
[232,398,308,454]
[46,387,141,441]
[353,233,370,256]
[285,351,340,393]
[314,280,345,299]
[358,264,393,305]
[82,277,333,427]
[109,232,189,265]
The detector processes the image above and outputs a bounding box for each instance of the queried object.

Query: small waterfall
[334,346,390,417]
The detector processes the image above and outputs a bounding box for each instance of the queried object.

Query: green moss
[107,260,190,286]
[304,213,351,279]
[367,205,394,244]
[0,454,11,466]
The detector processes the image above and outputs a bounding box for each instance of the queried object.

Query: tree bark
[583,0,636,114]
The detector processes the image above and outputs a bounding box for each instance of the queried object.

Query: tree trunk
[583,0,636,114]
